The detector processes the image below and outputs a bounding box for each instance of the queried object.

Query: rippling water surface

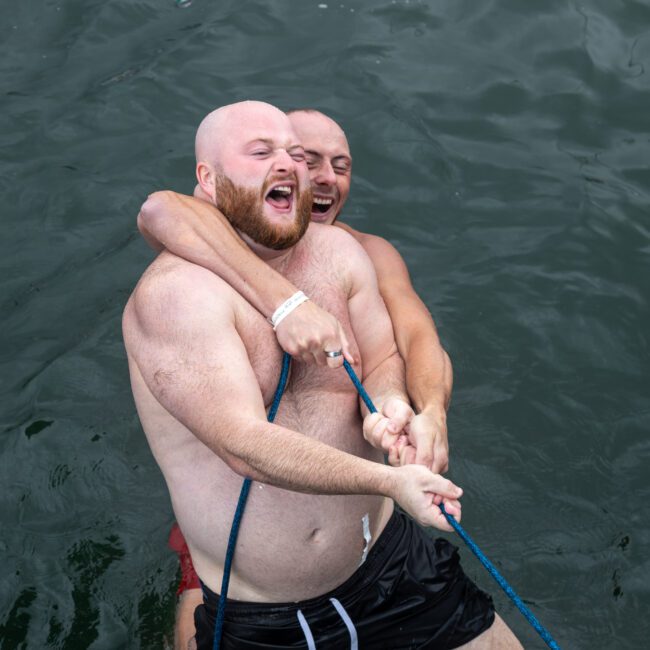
[2,0,649,647]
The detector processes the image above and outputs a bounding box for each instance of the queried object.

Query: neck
[238,231,295,270]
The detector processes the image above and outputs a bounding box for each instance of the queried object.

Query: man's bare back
[124,224,398,602]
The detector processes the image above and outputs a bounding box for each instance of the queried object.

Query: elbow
[218,442,254,478]
[223,451,254,479]
[139,191,175,228]
[224,454,267,483]
[217,423,265,481]
[138,191,179,252]
[209,436,248,478]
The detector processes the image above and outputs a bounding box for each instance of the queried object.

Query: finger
[431,451,449,475]
[384,401,413,434]
[433,493,461,510]
[313,349,329,367]
[380,427,400,453]
[303,334,330,368]
[367,417,401,453]
[442,498,462,513]
[387,413,410,435]
[325,356,344,369]
[324,346,344,369]
[440,499,462,521]
[428,476,463,501]
[365,414,393,450]
[393,435,409,458]
[286,335,309,359]
[387,444,400,467]
[416,497,454,532]
[413,429,435,469]
[432,507,455,532]
[399,444,416,466]
[338,325,356,365]
[362,413,384,441]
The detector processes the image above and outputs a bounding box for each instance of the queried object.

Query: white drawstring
[297,609,317,650]
[329,598,358,650]
[296,599,358,649]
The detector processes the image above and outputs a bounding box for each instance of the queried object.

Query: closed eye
[305,154,320,168]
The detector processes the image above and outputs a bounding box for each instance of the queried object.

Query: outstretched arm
[137,190,354,367]
[340,224,453,474]
[122,259,461,531]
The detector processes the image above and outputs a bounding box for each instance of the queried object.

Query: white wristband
[270,291,310,330]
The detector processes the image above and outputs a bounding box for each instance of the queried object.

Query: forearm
[222,419,395,496]
[362,350,409,414]
[139,192,299,317]
[354,232,453,417]
[222,417,462,532]
[403,328,453,417]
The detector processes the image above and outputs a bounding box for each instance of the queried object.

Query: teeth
[313,197,333,205]
[274,185,292,195]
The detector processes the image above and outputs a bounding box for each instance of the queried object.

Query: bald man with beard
[125,101,520,649]
[140,109,453,475]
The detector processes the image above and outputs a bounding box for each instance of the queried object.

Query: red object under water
[168,523,201,595]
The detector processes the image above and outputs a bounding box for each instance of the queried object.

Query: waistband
[201,507,406,622]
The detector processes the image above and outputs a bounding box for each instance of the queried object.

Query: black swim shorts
[194,509,495,649]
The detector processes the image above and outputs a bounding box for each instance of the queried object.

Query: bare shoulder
[307,221,363,249]
[305,223,374,271]
[335,223,409,282]
[123,251,236,342]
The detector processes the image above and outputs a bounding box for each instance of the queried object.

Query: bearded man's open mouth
[264,183,295,213]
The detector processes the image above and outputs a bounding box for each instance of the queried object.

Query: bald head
[194,100,308,202]
[195,100,293,167]
[287,110,349,154]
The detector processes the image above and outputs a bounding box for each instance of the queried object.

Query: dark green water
[2,0,649,647]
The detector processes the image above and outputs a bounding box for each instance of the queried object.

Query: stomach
[158,392,392,602]
[212,487,391,602]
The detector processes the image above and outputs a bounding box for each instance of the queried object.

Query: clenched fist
[363,397,415,461]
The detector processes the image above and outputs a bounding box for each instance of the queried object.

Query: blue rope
[439,503,561,649]
[342,360,561,650]
[343,359,376,413]
[213,353,561,649]
[212,352,291,650]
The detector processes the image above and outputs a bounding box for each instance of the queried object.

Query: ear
[196,162,216,203]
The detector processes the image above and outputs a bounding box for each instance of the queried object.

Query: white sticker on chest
[360,513,372,565]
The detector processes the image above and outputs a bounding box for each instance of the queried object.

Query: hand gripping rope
[213,353,561,650]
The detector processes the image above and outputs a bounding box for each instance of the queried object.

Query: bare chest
[234,253,360,408]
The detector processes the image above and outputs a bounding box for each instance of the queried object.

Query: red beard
[214,174,312,250]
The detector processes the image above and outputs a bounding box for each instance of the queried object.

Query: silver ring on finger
[324,349,343,358]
